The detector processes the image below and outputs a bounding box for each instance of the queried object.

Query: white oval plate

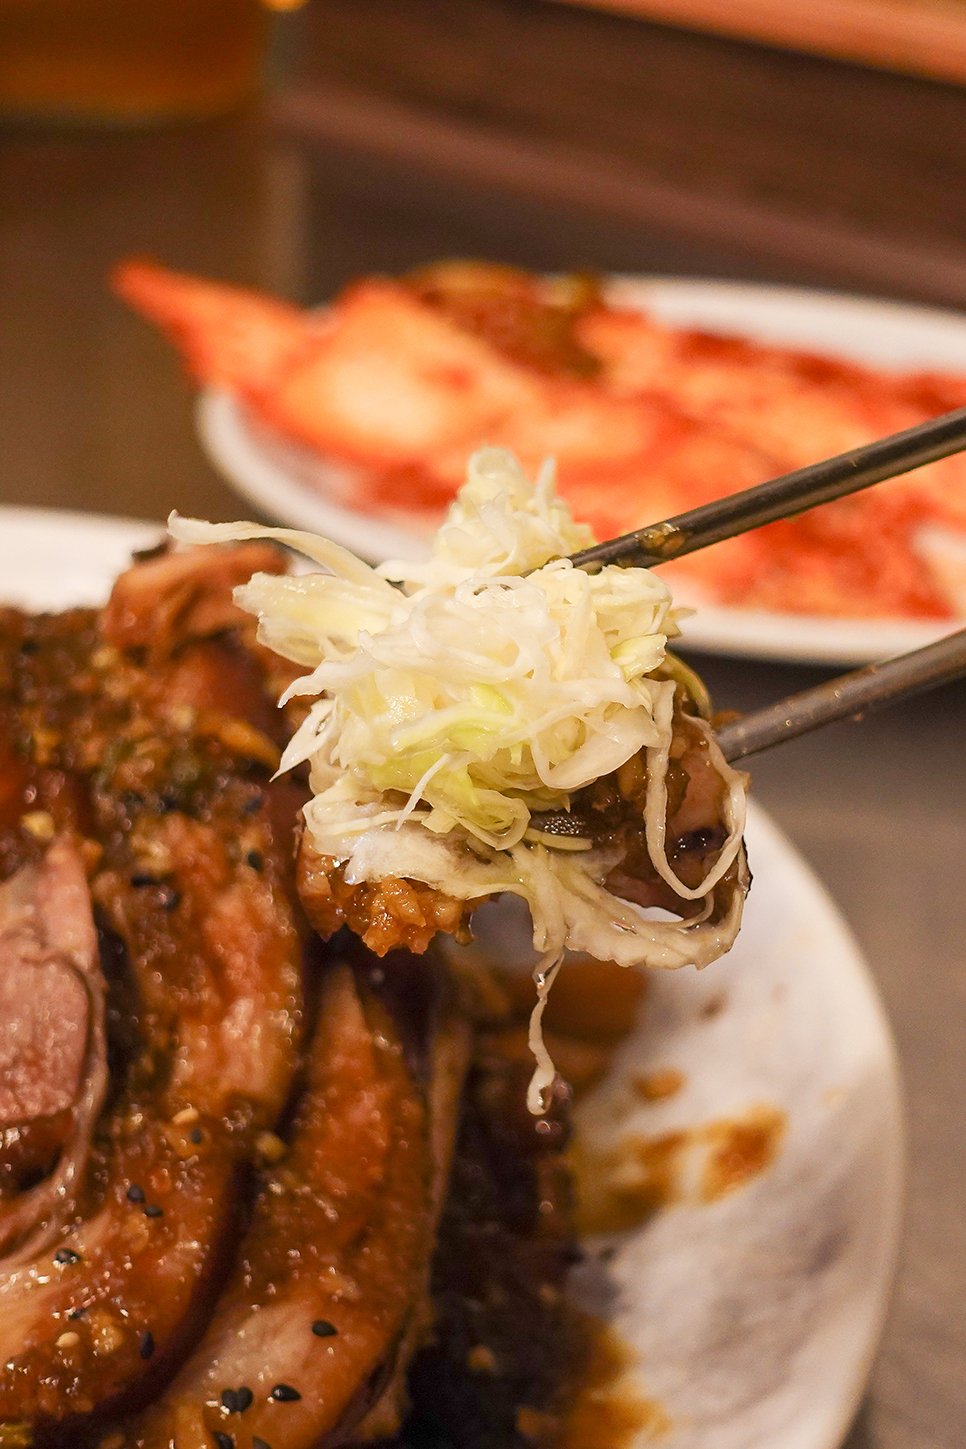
[2,505,904,1449]
[197,277,966,665]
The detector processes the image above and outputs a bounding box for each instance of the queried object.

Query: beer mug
[0,0,300,122]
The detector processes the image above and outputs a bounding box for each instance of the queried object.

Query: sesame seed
[54,1248,80,1265]
[311,1320,338,1338]
[254,1132,286,1165]
[270,1383,301,1402]
[190,1128,204,1144]
[213,1434,234,1449]
[126,1184,146,1203]
[138,1330,155,1360]
[221,1388,238,1413]
[161,887,182,912]
[67,1307,85,1320]
[22,810,55,841]
[466,1343,498,1374]
[172,1107,199,1125]
[235,1386,253,1412]
[56,1332,80,1349]
[243,793,263,815]
[246,850,264,871]
[167,704,196,733]
[252,1439,271,1449]
[143,1204,163,1219]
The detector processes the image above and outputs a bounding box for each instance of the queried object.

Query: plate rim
[0,502,163,537]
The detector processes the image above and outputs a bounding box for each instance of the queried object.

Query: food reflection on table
[115,256,966,623]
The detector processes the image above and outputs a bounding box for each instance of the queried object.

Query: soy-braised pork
[123,949,464,1449]
[0,837,107,1265]
[0,548,305,1434]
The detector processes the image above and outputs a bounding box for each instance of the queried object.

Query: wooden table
[2,11,966,1441]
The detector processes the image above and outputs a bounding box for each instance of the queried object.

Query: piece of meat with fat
[0,811,304,1431]
[0,550,306,1432]
[0,839,99,1126]
[297,694,739,962]
[0,837,107,1264]
[101,539,289,675]
[121,955,453,1449]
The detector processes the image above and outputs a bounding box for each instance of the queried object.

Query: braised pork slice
[0,837,107,1264]
[123,957,436,1449]
[0,547,306,1432]
[0,839,98,1125]
[0,951,86,1124]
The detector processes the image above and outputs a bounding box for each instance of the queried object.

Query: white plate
[197,277,966,665]
[3,506,904,1449]
[574,801,903,1449]
[0,505,163,611]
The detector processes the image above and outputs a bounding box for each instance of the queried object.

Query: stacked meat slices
[0,547,588,1449]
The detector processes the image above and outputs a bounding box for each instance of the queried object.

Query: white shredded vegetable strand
[527,952,565,1114]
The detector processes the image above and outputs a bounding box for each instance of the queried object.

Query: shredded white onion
[171,447,749,1108]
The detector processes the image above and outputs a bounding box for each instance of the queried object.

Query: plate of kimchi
[0,501,902,1449]
[114,259,966,665]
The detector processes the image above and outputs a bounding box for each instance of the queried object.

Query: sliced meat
[0,810,304,1430]
[101,540,287,668]
[0,558,307,1431]
[0,837,108,1263]
[122,957,436,1449]
[0,939,87,1126]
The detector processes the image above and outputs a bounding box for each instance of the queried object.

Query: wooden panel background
[277,0,966,308]
[554,0,966,87]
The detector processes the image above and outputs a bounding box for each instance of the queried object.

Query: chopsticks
[715,625,966,762]
[568,404,966,572]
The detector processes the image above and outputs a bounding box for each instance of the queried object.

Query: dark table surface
[3,15,966,1442]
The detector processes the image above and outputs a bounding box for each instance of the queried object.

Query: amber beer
[0,0,272,122]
